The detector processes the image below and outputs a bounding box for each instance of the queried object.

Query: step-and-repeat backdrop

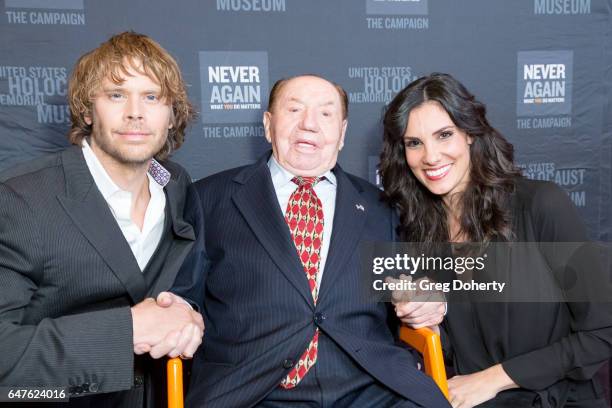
[1,0,611,397]
[1,0,611,239]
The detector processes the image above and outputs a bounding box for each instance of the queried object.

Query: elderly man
[174,74,450,407]
[0,32,203,407]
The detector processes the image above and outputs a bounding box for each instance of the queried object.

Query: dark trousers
[258,332,419,408]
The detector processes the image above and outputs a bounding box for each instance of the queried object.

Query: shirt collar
[82,139,171,201]
[267,154,336,189]
[148,159,171,187]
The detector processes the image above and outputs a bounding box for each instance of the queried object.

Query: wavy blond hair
[68,31,195,160]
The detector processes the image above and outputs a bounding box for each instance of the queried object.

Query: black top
[440,178,612,407]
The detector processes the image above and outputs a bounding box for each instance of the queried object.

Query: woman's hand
[448,364,517,408]
[389,275,446,329]
[394,299,445,329]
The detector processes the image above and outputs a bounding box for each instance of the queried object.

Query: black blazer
[441,178,612,407]
[174,153,449,408]
[0,146,195,407]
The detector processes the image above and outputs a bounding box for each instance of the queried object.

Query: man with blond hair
[0,32,203,407]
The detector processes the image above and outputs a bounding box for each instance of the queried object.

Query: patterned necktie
[280,176,324,389]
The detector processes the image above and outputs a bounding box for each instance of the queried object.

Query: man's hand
[131,293,204,359]
[387,275,446,329]
[150,292,204,359]
[448,364,518,408]
[155,291,194,309]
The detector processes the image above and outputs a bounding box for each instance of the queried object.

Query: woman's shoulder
[513,177,569,213]
[512,177,587,240]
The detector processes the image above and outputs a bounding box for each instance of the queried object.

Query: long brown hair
[379,73,521,243]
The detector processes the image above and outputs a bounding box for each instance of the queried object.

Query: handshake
[130,292,204,359]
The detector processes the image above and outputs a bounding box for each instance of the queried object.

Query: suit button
[313,312,326,325]
[282,359,294,369]
[134,375,144,387]
[89,382,99,392]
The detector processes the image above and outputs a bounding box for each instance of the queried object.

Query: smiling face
[403,101,473,204]
[85,62,172,170]
[263,76,348,177]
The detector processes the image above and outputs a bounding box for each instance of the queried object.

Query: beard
[90,121,167,167]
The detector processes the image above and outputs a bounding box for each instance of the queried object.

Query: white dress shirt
[268,156,336,290]
[82,140,167,271]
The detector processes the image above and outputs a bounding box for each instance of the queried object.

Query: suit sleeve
[171,183,209,310]
[0,182,134,393]
[501,182,612,390]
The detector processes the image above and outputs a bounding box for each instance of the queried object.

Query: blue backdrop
[1,0,611,401]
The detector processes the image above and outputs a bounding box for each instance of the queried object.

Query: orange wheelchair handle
[167,357,184,408]
[399,326,449,399]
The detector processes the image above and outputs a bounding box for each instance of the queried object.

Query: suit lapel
[57,146,147,303]
[318,166,368,301]
[231,156,315,307]
[148,178,195,296]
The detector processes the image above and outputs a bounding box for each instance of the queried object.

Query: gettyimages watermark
[361,242,612,303]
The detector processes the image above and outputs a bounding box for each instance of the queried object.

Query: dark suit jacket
[174,153,449,408]
[0,146,195,407]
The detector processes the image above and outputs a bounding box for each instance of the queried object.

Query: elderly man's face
[263,76,347,177]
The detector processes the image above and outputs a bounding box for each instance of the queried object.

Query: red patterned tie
[280,176,324,389]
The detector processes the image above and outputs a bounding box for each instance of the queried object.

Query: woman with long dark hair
[379,73,611,407]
